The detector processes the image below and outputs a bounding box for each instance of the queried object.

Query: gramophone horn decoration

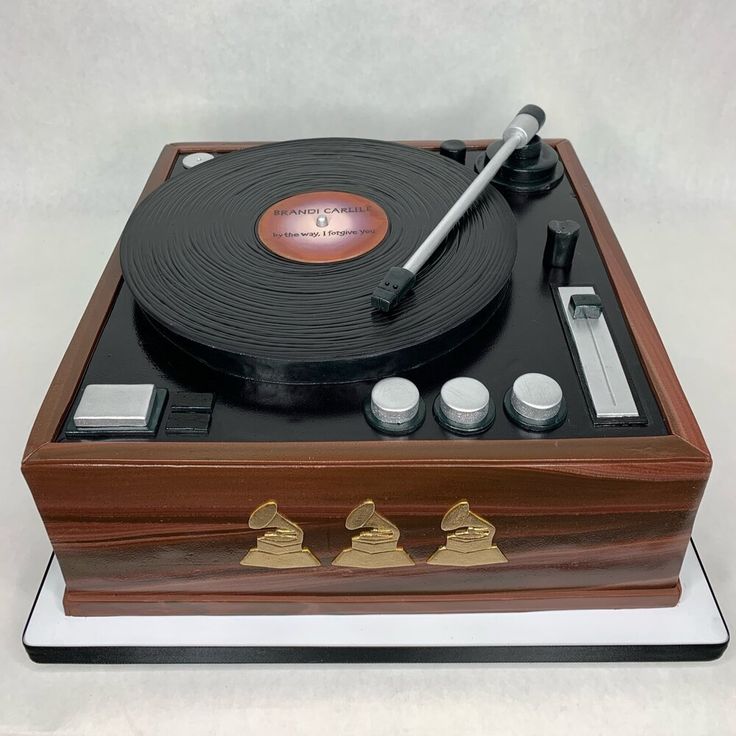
[332,499,415,569]
[427,500,508,567]
[240,501,321,569]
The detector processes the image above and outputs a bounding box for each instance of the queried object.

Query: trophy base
[332,548,415,569]
[427,546,508,567]
[240,549,320,569]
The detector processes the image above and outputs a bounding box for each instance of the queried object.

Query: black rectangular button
[569,293,603,320]
[170,392,215,413]
[165,411,211,434]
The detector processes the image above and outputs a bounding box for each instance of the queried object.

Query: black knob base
[475,135,564,193]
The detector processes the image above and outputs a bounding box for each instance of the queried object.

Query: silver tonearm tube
[371,104,546,313]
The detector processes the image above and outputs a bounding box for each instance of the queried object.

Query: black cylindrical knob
[543,219,580,270]
[439,139,467,165]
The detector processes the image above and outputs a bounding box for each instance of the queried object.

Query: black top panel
[58,146,667,442]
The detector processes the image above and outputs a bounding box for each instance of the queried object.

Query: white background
[2,1,735,733]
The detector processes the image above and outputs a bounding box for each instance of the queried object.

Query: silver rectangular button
[557,287,639,420]
[73,384,156,429]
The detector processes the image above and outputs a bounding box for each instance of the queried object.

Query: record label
[257,190,389,263]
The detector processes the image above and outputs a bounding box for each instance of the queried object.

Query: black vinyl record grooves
[119,138,517,384]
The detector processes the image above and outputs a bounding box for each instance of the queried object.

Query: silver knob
[436,377,493,433]
[182,152,215,169]
[370,377,420,425]
[506,373,566,430]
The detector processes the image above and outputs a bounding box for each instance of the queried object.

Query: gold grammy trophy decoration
[428,500,508,567]
[240,501,321,569]
[332,499,415,569]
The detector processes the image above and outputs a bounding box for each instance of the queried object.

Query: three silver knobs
[365,373,565,435]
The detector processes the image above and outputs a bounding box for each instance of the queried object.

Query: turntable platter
[119,138,517,383]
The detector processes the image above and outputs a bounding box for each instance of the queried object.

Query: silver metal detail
[386,107,542,288]
[316,214,329,228]
[181,152,215,169]
[402,134,519,276]
[558,286,639,419]
[439,377,490,426]
[502,112,541,147]
[400,104,545,278]
[73,384,156,429]
[370,377,420,425]
[510,373,563,422]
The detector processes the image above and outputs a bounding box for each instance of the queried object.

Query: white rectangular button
[73,384,156,429]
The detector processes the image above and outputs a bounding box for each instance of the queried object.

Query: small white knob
[182,152,215,169]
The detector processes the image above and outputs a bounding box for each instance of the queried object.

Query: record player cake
[21,106,712,616]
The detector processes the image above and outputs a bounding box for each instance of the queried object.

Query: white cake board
[23,541,728,663]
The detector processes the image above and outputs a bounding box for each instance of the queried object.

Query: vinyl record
[119,138,517,384]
